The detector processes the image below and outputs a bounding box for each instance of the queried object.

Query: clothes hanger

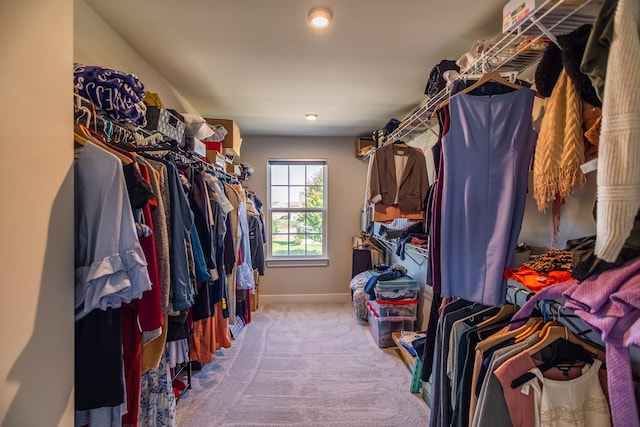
[475,316,541,354]
[76,121,134,165]
[352,239,371,250]
[436,71,542,112]
[513,318,544,343]
[74,123,92,146]
[475,303,518,329]
[511,336,596,389]
[525,324,600,358]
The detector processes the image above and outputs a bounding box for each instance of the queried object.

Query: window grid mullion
[268,160,326,259]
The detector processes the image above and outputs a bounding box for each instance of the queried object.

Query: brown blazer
[368,143,429,213]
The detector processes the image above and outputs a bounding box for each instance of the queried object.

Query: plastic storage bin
[374,276,420,302]
[368,299,419,318]
[367,304,415,348]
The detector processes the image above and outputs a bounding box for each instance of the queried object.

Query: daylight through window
[268,160,327,260]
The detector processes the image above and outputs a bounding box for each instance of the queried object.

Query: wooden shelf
[392,331,417,371]
[392,331,425,395]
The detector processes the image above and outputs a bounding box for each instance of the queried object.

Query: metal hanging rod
[381,0,602,146]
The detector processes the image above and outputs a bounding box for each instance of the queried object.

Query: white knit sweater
[596,0,640,262]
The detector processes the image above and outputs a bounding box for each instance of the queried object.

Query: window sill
[266,257,330,268]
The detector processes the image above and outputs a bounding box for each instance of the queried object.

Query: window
[267,160,328,267]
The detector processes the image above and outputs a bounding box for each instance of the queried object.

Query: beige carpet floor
[175,302,429,426]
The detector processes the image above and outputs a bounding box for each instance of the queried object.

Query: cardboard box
[502,0,539,33]
[355,137,376,158]
[205,118,242,157]
[206,150,227,169]
[226,163,242,176]
[251,270,259,312]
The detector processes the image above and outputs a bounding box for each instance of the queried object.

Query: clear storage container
[374,276,420,302]
[367,304,415,348]
[368,299,419,318]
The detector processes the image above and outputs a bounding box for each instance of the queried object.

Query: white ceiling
[84,0,509,138]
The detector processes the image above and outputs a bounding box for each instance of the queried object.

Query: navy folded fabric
[74,63,147,126]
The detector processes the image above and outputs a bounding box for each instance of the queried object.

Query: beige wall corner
[0,0,75,426]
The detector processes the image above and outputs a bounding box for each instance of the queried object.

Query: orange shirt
[503,266,572,292]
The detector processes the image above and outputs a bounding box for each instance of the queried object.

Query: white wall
[519,170,597,250]
[241,136,369,303]
[74,0,200,115]
[0,1,74,426]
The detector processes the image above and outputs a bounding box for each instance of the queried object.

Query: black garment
[474,337,516,398]
[179,165,216,270]
[248,215,265,276]
[425,59,460,98]
[193,170,216,269]
[535,24,601,107]
[209,195,227,307]
[568,233,640,280]
[75,308,124,410]
[430,300,488,427]
[352,249,373,278]
[424,183,437,238]
[236,288,249,322]
[451,319,510,427]
[248,193,267,243]
[122,162,153,210]
[416,290,441,381]
[191,280,213,321]
[223,214,236,276]
[221,213,235,319]
[166,312,189,342]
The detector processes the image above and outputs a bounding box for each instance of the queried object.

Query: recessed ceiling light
[305,113,319,121]
[308,7,332,29]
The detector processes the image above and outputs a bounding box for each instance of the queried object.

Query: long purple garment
[440,88,537,306]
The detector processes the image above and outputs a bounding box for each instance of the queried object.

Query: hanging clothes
[146,157,195,312]
[136,163,164,345]
[429,297,614,427]
[75,141,152,320]
[138,348,176,427]
[141,158,172,314]
[508,256,640,427]
[440,88,537,306]
[75,139,154,426]
[368,142,429,222]
[429,107,450,296]
[429,300,490,427]
[520,360,610,427]
[248,215,266,276]
[234,184,256,291]
[205,175,231,309]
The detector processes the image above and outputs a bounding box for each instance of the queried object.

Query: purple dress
[440,88,537,305]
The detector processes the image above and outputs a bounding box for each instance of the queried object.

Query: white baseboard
[260,293,351,305]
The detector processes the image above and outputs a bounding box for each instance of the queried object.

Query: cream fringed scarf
[534,69,586,239]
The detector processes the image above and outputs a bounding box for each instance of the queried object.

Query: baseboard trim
[260,293,351,305]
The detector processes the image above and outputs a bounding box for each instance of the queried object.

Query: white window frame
[266,159,329,267]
